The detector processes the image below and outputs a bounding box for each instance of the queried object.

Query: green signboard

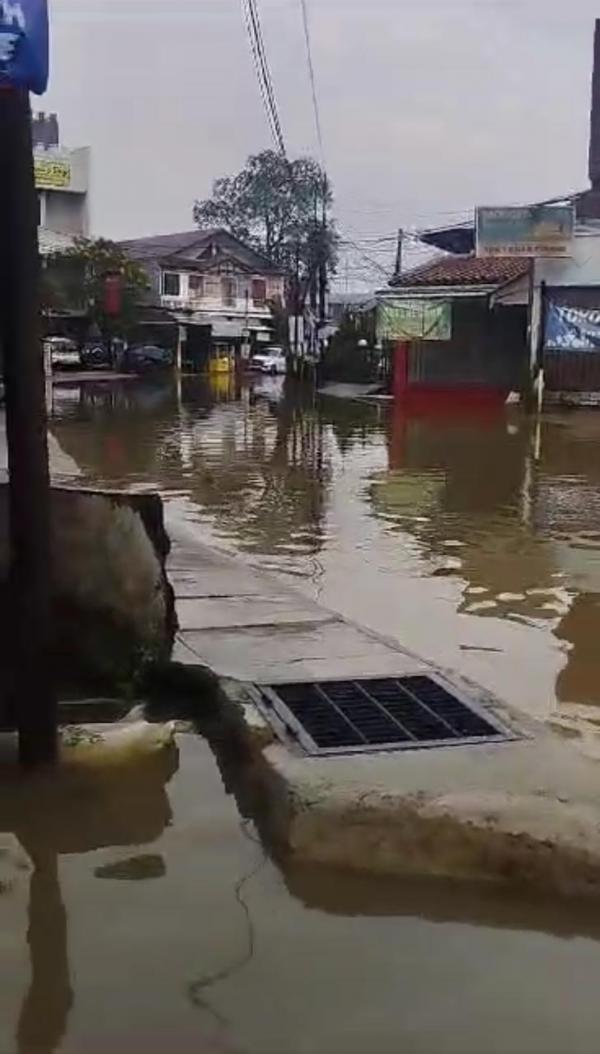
[376,299,452,342]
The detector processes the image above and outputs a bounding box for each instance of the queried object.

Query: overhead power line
[241,0,278,147]
[298,0,325,164]
[241,0,287,156]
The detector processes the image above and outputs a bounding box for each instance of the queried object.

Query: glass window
[252,278,267,306]
[221,278,236,306]
[162,272,181,297]
[188,274,204,296]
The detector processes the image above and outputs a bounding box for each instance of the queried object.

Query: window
[188,274,204,297]
[221,277,236,306]
[162,272,181,297]
[252,278,267,307]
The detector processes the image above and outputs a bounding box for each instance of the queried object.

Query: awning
[211,318,273,339]
[211,320,245,339]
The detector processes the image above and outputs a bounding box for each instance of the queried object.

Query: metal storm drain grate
[257,676,512,756]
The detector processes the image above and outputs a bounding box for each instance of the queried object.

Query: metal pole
[0,87,57,765]
[394,228,403,277]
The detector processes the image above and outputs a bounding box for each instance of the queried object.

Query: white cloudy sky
[45,0,600,284]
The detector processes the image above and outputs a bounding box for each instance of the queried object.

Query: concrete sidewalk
[169,526,427,685]
[168,518,600,898]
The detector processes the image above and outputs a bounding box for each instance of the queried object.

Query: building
[401,18,600,408]
[33,112,90,249]
[121,228,286,367]
[379,252,530,405]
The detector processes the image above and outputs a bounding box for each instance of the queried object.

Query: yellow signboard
[34,157,71,190]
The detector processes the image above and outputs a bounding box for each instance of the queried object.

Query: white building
[121,228,286,361]
[33,112,90,252]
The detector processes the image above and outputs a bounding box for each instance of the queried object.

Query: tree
[42,238,149,340]
[193,150,338,313]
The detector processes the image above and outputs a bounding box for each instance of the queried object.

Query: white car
[45,337,81,370]
[250,346,287,375]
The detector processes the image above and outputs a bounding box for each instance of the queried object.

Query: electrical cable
[241,0,279,149]
[298,0,325,164]
[247,0,287,155]
[241,0,287,155]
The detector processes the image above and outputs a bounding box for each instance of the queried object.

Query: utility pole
[394,228,403,278]
[318,178,327,327]
[0,86,57,765]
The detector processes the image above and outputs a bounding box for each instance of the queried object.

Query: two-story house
[121,228,286,367]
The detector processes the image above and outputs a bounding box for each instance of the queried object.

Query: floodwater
[2,376,600,1051]
[49,374,600,729]
[4,732,600,1054]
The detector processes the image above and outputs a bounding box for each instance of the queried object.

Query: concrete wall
[160,271,285,315]
[0,483,176,699]
[43,191,88,237]
[35,145,90,237]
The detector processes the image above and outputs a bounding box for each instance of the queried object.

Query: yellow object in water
[208,355,232,375]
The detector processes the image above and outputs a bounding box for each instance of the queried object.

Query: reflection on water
[4,734,600,1054]
[49,377,600,721]
[0,737,177,1054]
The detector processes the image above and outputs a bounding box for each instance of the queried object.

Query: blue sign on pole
[0,0,48,94]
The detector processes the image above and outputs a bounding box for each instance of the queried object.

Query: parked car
[250,346,287,375]
[125,344,173,371]
[80,342,110,369]
[44,337,81,370]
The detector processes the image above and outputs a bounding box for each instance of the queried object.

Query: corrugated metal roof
[121,227,285,275]
[120,230,217,261]
[389,254,530,289]
[38,227,77,256]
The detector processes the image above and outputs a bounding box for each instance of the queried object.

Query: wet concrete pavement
[166,520,600,897]
[169,524,425,683]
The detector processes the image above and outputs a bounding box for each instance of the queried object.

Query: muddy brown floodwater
[4,733,600,1054]
[49,374,600,727]
[1,373,596,1053]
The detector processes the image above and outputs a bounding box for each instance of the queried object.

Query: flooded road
[49,374,600,728]
[4,732,600,1054]
[3,379,600,1051]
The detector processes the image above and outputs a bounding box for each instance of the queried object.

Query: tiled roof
[389,253,530,289]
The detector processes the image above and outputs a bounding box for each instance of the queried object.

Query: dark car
[80,342,110,369]
[125,344,173,371]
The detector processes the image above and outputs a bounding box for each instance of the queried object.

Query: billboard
[34,156,71,189]
[0,0,48,94]
[476,205,574,259]
[376,299,452,342]
[545,302,600,351]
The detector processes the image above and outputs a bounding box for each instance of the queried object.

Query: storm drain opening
[257,676,515,756]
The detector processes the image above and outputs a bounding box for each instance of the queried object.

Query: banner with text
[376,299,452,342]
[34,156,71,189]
[476,205,574,258]
[545,302,600,351]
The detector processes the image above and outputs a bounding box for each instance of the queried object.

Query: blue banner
[545,302,600,351]
[0,0,48,94]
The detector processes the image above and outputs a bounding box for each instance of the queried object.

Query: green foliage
[193,150,338,309]
[42,237,149,338]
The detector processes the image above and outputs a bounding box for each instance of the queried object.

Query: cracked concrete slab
[176,595,335,632]
[176,620,421,682]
